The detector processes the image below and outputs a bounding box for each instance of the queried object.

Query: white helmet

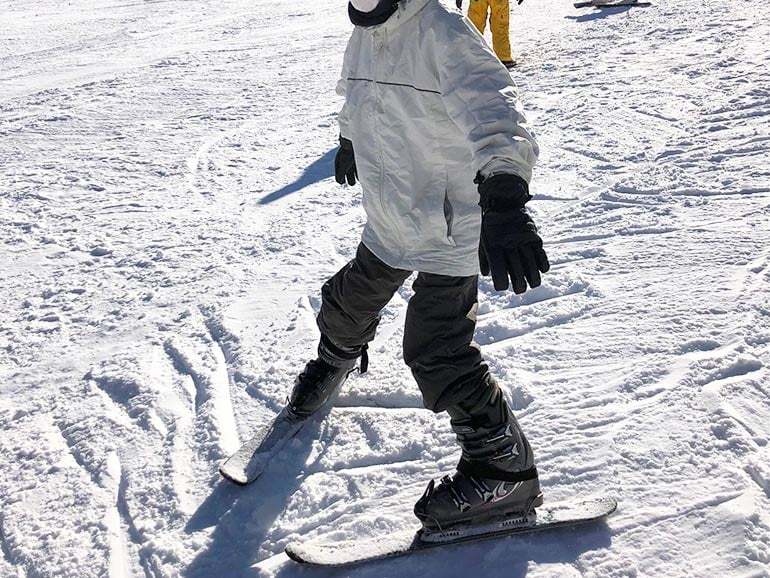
[350,0,380,11]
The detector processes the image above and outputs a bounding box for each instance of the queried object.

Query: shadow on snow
[184,415,327,578]
[259,148,337,205]
[565,5,638,23]
[185,415,614,578]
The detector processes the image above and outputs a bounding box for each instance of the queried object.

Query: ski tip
[285,541,358,567]
[566,496,618,517]
[574,496,618,521]
[218,467,249,486]
[284,545,300,562]
[284,544,310,565]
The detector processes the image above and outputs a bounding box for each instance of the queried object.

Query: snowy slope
[1,0,769,576]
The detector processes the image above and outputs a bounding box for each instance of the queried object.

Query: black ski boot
[414,378,542,538]
[287,336,366,418]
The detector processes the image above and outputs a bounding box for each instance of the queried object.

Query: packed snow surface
[2,0,769,576]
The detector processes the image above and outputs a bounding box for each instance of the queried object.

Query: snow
[1,0,769,576]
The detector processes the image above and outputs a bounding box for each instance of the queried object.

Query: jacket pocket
[412,186,456,249]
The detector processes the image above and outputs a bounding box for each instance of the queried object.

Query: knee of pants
[490,0,510,29]
[405,346,489,413]
[402,272,482,411]
[467,0,489,32]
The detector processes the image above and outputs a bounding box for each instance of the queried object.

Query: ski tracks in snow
[513,1,770,574]
[2,0,770,576]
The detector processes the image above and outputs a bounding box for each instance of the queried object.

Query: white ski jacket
[337,0,539,276]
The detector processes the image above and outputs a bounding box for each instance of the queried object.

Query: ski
[285,496,617,567]
[219,407,307,485]
[574,1,652,7]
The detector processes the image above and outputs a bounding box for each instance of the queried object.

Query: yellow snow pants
[467,0,512,63]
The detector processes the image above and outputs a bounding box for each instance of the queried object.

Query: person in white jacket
[288,0,550,535]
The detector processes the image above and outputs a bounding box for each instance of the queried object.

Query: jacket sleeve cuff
[478,174,532,212]
[477,158,532,184]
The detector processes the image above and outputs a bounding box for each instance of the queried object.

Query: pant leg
[403,272,490,413]
[489,0,513,62]
[317,243,411,358]
[467,0,489,34]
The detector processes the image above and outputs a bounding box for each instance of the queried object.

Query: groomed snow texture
[1,0,769,576]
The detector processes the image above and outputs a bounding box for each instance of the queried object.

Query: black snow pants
[316,243,490,413]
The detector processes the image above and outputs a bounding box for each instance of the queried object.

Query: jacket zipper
[372,30,404,257]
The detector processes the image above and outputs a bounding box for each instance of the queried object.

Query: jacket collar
[376,0,433,33]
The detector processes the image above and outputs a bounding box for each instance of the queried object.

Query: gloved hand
[477,174,550,293]
[334,136,357,186]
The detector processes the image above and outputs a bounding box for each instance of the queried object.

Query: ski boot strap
[458,459,538,483]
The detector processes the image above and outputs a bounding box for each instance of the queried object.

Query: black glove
[477,173,550,293]
[334,136,357,186]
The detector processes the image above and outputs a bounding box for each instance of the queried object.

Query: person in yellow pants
[467,0,521,68]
